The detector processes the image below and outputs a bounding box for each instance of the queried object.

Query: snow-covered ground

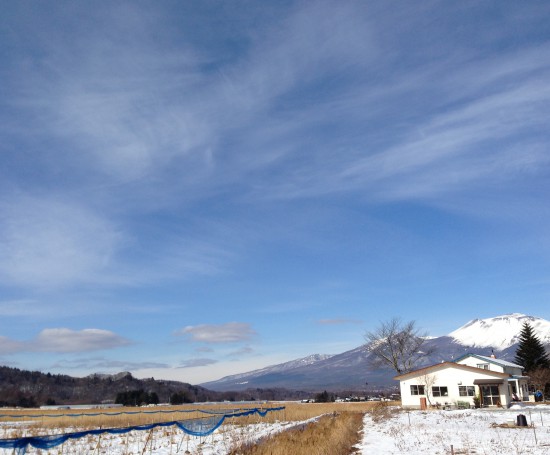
[357,403,550,455]
[2,404,550,453]
[0,416,320,454]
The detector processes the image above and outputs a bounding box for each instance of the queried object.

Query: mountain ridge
[201,313,550,392]
[1,313,547,404]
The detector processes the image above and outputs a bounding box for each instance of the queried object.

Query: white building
[394,353,529,409]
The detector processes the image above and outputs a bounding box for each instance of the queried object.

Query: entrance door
[481,385,500,406]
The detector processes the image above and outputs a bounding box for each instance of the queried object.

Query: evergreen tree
[514,322,550,372]
[314,390,334,403]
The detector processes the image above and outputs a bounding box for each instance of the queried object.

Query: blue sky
[1,1,550,384]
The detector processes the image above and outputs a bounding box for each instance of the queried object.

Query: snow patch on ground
[0,416,321,454]
[356,404,550,454]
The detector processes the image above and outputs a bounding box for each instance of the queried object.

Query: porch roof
[473,379,504,385]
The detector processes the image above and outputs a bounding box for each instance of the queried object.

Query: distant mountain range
[2,313,548,405]
[201,313,550,392]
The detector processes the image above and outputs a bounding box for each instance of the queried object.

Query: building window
[432,386,448,397]
[459,386,475,397]
[477,363,489,370]
[481,385,500,406]
[410,385,425,395]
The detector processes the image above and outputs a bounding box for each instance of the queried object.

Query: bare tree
[418,373,437,406]
[364,318,435,374]
[528,367,550,401]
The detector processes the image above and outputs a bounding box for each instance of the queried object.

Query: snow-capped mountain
[201,313,550,392]
[448,313,550,349]
[208,354,334,386]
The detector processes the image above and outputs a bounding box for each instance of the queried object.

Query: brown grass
[369,400,400,423]
[228,411,365,455]
[0,401,399,453]
[227,401,396,425]
[0,403,271,429]
[0,401,396,434]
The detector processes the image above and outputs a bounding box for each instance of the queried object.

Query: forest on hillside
[0,366,308,407]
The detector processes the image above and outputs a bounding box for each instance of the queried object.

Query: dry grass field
[0,400,395,430]
[0,401,397,454]
[228,411,365,455]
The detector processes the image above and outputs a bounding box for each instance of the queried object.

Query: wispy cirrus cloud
[178,358,218,368]
[0,195,122,289]
[257,46,550,204]
[2,2,379,200]
[50,357,169,371]
[1,1,550,384]
[229,346,255,357]
[2,3,210,187]
[0,336,26,355]
[4,2,549,212]
[317,319,361,326]
[176,322,257,344]
[0,192,234,290]
[0,299,46,317]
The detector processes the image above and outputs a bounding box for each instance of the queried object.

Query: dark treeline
[0,366,311,407]
[115,389,159,406]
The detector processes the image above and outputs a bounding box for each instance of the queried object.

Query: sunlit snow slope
[448,313,550,349]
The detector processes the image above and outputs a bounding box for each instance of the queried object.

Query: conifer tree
[514,322,550,372]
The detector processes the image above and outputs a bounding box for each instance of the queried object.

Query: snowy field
[0,416,320,454]
[2,404,550,454]
[357,403,550,455]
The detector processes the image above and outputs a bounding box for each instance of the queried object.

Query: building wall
[399,366,509,409]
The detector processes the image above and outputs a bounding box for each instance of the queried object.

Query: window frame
[432,386,449,397]
[481,385,500,406]
[410,385,425,396]
[458,385,475,397]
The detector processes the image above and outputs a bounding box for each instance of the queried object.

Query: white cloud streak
[179,358,218,368]
[176,322,257,343]
[257,48,550,202]
[317,319,361,325]
[50,357,169,371]
[0,328,131,354]
[0,336,26,355]
[34,328,132,353]
[0,299,46,317]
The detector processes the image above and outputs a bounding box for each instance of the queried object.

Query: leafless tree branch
[364,317,435,374]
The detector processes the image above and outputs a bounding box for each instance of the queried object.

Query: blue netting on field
[0,406,284,454]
